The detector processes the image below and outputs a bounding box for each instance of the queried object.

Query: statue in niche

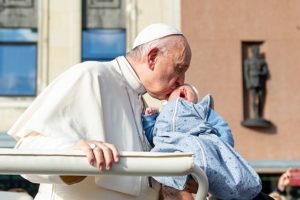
[242,44,271,128]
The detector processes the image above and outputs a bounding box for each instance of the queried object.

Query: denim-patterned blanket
[151,97,261,200]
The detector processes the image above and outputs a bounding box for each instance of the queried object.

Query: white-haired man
[8,23,192,200]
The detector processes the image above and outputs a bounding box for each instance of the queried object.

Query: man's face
[145,37,191,100]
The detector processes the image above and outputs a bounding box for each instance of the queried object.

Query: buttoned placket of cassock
[138,93,155,187]
[116,57,155,189]
[115,57,151,152]
[130,91,151,152]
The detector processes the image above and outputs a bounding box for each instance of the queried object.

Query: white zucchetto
[132,23,183,49]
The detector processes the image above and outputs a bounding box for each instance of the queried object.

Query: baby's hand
[144,107,159,115]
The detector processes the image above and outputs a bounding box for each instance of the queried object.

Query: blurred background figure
[269,168,300,200]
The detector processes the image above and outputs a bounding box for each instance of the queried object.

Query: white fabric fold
[8,57,152,197]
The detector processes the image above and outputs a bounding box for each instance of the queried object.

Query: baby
[142,84,262,200]
[143,84,234,148]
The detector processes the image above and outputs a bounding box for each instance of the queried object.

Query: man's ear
[147,48,159,70]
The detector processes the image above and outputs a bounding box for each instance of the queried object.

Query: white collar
[115,56,146,95]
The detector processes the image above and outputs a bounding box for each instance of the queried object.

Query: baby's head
[168,84,199,103]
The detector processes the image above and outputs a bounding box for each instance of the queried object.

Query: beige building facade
[0,0,180,130]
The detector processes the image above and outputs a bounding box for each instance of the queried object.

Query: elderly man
[8,23,192,200]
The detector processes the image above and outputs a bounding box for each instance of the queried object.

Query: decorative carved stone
[0,0,37,28]
[82,0,125,29]
[242,44,271,128]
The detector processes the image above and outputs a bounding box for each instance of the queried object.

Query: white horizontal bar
[0,149,208,200]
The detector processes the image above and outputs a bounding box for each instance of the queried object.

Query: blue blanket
[151,98,261,200]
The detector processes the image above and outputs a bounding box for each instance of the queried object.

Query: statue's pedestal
[241,118,271,128]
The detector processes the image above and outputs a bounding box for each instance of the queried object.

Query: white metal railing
[0,149,208,200]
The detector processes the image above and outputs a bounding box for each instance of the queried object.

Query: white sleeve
[17,134,76,150]
[16,135,77,184]
[8,62,106,185]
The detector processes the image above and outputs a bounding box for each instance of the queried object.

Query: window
[81,0,126,62]
[0,29,37,96]
[82,29,126,61]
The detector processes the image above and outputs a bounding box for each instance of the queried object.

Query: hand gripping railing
[0,149,208,200]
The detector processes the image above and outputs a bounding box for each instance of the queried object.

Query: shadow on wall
[243,122,277,135]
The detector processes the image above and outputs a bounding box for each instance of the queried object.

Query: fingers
[88,141,120,171]
[92,145,105,170]
[145,107,159,115]
[72,140,96,166]
[105,143,120,163]
[71,140,120,172]
[92,143,118,170]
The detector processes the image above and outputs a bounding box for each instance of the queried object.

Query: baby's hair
[184,83,200,103]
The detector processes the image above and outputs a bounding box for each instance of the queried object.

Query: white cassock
[8,56,160,200]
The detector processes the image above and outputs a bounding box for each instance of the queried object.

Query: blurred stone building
[0,0,300,194]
